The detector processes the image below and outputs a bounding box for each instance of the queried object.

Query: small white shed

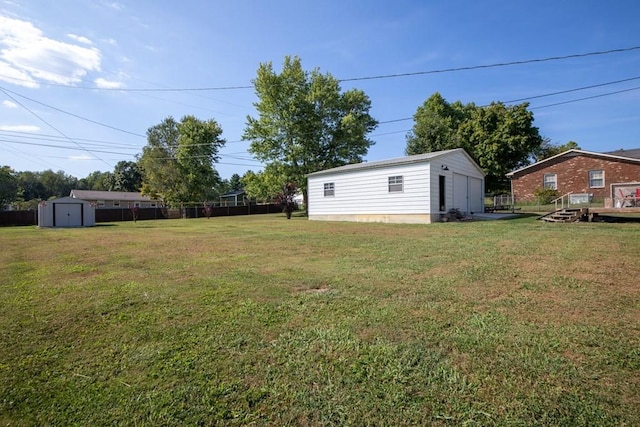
[38,197,95,228]
[307,148,485,224]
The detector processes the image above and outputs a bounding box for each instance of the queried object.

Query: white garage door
[54,203,83,227]
[453,173,469,213]
[453,174,483,214]
[469,177,483,213]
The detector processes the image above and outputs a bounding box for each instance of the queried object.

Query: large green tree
[138,116,225,206]
[243,56,378,206]
[0,166,19,209]
[111,161,142,192]
[76,171,113,191]
[533,140,580,162]
[406,93,545,191]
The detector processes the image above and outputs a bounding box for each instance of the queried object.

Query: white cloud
[0,16,102,87]
[0,124,40,132]
[2,100,17,108]
[103,1,123,11]
[67,34,93,45]
[0,60,39,87]
[69,154,94,160]
[94,77,124,89]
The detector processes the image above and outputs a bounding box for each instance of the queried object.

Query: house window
[323,182,335,197]
[134,202,141,207]
[96,200,105,208]
[113,200,120,207]
[589,170,604,188]
[543,173,557,190]
[150,202,157,207]
[388,175,403,192]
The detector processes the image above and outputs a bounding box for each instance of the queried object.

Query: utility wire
[0,87,113,169]
[0,86,146,138]
[340,46,640,82]
[2,45,638,91]
[532,85,640,109]
[377,75,640,124]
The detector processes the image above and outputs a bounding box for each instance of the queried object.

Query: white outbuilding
[307,148,485,224]
[38,197,96,228]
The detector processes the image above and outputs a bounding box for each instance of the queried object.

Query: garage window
[388,176,403,192]
[324,182,335,197]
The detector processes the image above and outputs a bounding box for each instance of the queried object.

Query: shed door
[54,203,82,227]
[453,173,468,213]
[469,177,483,213]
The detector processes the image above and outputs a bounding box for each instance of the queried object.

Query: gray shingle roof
[604,148,640,159]
[306,148,467,177]
[70,190,154,201]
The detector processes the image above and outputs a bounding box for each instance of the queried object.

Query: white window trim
[543,173,557,190]
[96,200,105,207]
[388,175,403,193]
[323,182,335,197]
[589,170,604,188]
[112,200,120,207]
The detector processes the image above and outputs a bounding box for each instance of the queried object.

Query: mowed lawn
[1,214,639,426]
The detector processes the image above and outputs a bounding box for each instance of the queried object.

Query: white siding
[429,150,484,214]
[308,162,432,216]
[308,149,484,223]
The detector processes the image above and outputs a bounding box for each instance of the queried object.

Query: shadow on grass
[596,214,640,223]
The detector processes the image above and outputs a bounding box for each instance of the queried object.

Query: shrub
[533,187,559,204]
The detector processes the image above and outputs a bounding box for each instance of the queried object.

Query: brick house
[506,149,640,205]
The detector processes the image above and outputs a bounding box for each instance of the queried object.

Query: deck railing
[551,192,573,210]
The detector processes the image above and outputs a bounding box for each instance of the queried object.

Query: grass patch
[1,214,639,425]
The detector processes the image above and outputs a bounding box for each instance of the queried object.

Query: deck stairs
[540,208,592,223]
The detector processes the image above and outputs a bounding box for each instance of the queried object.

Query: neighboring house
[69,190,159,209]
[506,149,640,205]
[306,148,485,224]
[38,197,95,228]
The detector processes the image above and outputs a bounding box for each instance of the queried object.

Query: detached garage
[38,197,95,228]
[307,148,485,224]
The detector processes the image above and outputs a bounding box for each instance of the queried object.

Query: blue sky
[1,0,639,180]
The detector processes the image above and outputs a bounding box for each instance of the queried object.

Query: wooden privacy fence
[0,204,283,226]
[0,210,38,226]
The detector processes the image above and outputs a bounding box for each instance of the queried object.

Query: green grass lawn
[1,214,639,426]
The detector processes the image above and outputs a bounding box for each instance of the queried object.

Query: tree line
[1,55,577,211]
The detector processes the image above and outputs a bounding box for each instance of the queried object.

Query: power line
[502,75,640,104]
[532,85,640,109]
[2,45,638,92]
[0,87,113,169]
[340,46,640,82]
[377,75,640,124]
[3,138,263,164]
[0,86,147,138]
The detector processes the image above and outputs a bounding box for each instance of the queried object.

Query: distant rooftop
[70,190,154,201]
[604,148,640,159]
